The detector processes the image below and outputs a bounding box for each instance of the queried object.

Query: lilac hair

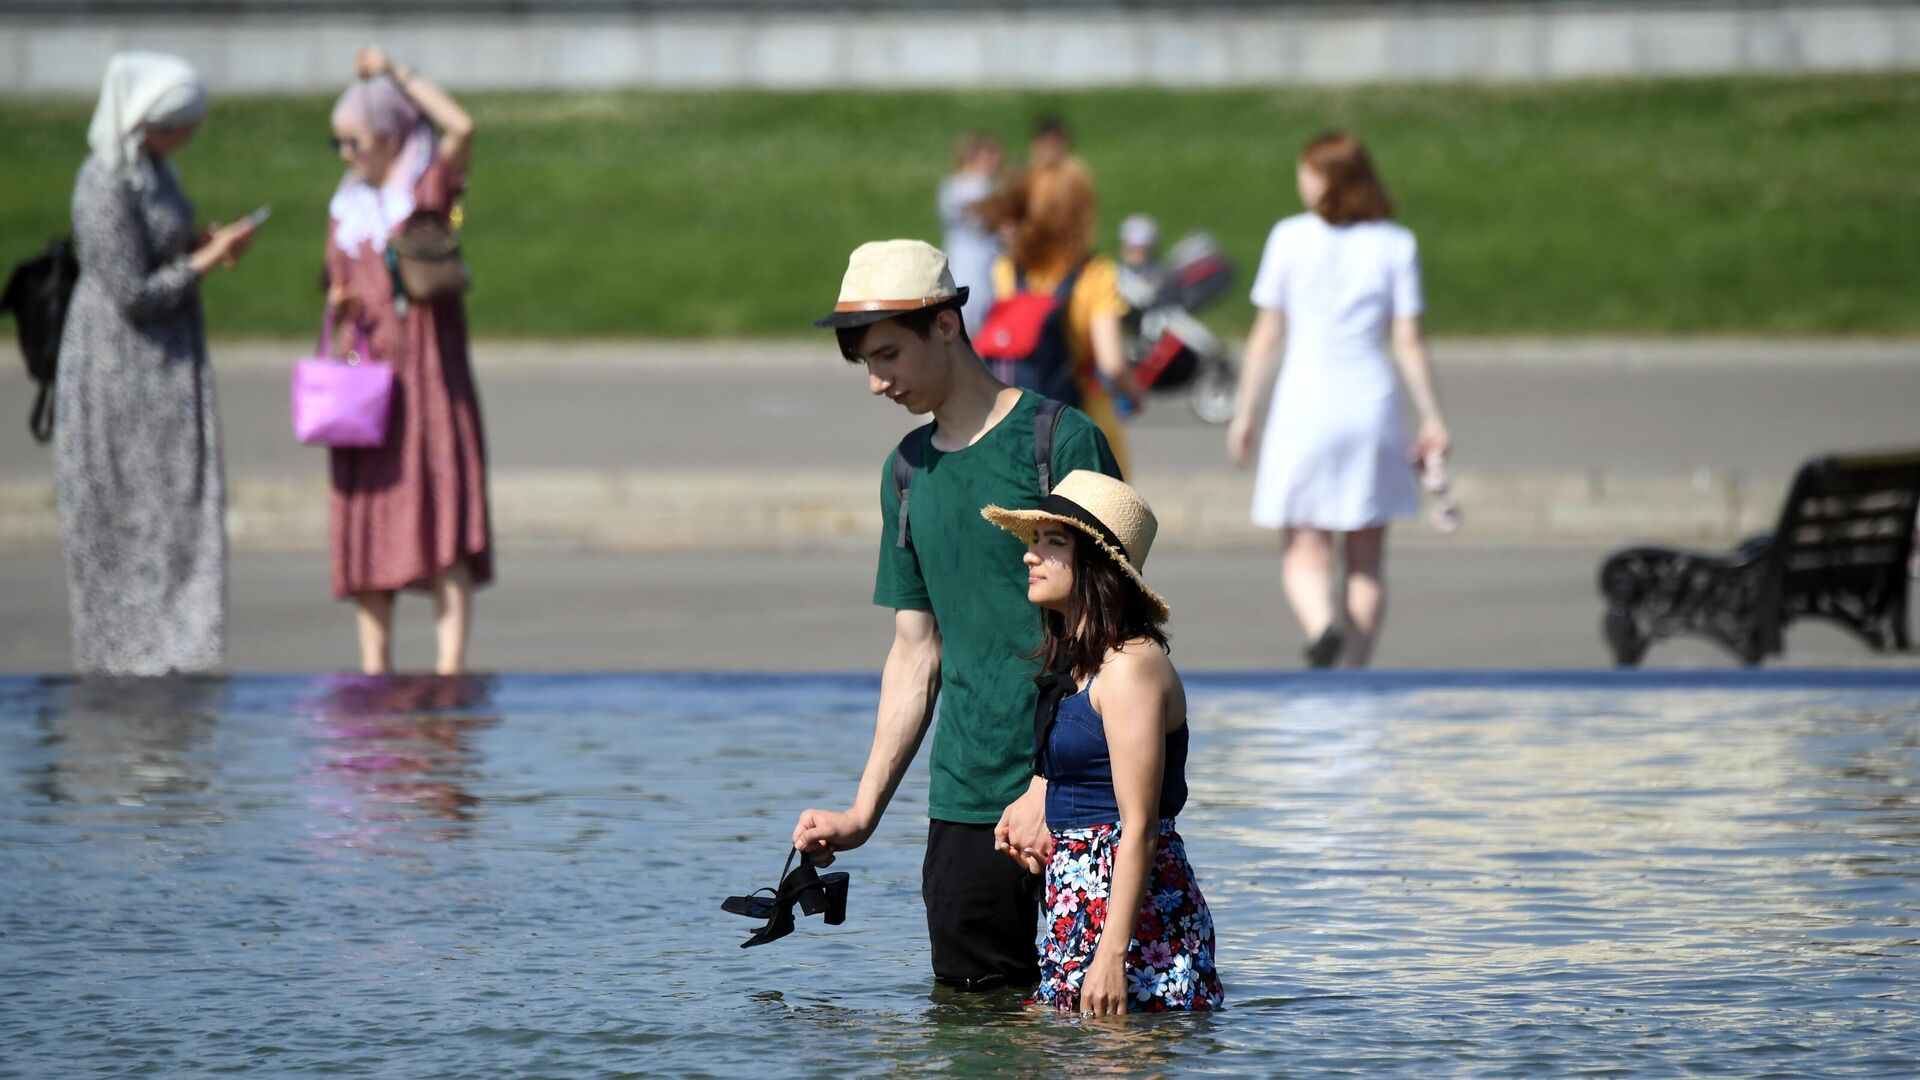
[331,76,422,137]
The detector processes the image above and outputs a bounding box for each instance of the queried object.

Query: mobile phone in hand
[242,205,272,228]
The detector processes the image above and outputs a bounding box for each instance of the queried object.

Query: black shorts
[923,819,1043,991]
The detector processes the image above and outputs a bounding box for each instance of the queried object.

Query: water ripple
[1,673,1917,1076]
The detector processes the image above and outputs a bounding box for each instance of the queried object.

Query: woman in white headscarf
[322,45,491,676]
[54,52,259,675]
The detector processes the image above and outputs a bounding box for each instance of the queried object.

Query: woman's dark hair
[1034,527,1168,684]
[1302,130,1395,226]
[836,299,970,362]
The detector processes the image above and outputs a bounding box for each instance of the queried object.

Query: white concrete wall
[3,3,1917,94]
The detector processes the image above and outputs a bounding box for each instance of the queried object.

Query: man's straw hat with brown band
[814,239,971,330]
[982,470,1171,624]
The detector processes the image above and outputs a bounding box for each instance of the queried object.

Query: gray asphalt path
[4,339,1918,484]
[3,541,1910,674]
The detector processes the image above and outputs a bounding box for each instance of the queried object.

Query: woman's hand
[326,283,362,356]
[221,220,258,262]
[1226,412,1258,469]
[356,46,393,79]
[1412,419,1452,463]
[1079,953,1130,1017]
[188,219,258,275]
[327,282,361,322]
[993,778,1053,875]
[327,282,358,318]
[1107,369,1144,418]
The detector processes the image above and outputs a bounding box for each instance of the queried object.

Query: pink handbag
[292,316,394,448]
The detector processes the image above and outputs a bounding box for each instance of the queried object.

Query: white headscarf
[86,52,208,191]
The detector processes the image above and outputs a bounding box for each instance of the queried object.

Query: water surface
[3,672,1917,1076]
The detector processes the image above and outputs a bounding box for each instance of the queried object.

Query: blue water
[3,672,1918,1076]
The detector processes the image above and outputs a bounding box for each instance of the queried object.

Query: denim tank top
[1041,676,1190,830]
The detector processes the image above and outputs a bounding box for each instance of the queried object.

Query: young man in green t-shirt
[792,240,1122,990]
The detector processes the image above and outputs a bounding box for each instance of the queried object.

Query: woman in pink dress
[324,46,492,675]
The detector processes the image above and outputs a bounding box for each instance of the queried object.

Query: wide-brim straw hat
[981,470,1170,623]
[814,238,971,330]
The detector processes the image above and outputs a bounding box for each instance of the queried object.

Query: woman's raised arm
[358,46,474,174]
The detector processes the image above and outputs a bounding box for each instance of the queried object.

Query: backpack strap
[0,261,22,313]
[1032,396,1064,497]
[895,403,1059,550]
[29,383,52,444]
[1052,259,1088,303]
[891,422,934,549]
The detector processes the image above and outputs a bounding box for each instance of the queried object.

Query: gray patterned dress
[53,153,225,674]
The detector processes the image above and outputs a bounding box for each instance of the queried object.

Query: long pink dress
[323,156,494,599]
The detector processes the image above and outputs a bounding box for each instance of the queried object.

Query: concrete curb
[0,467,1789,554]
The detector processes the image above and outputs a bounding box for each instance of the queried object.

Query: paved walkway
[3,337,1917,550]
[3,544,1913,674]
[5,338,1915,674]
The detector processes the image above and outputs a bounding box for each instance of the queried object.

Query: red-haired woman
[1227,131,1451,669]
[978,159,1139,478]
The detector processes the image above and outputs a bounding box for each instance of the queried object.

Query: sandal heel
[818,872,849,925]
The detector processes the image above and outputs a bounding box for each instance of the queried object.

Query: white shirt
[1250,212,1423,353]
[938,171,1000,333]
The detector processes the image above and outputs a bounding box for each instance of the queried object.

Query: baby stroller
[1117,224,1239,425]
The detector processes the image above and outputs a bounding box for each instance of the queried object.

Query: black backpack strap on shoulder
[892,423,933,549]
[1052,259,1089,302]
[1032,397,1065,498]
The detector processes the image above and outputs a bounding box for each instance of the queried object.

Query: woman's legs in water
[354,591,396,674]
[1281,527,1338,643]
[432,559,473,675]
[1341,526,1388,668]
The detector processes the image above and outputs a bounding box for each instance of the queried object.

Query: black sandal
[1303,626,1344,670]
[721,846,849,948]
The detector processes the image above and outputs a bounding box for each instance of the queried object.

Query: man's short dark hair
[837,300,971,362]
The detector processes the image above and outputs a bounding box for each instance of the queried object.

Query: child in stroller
[1116,214,1239,424]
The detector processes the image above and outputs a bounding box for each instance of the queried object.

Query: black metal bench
[1598,450,1920,666]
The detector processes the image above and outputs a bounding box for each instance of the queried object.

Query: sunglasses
[329,135,367,157]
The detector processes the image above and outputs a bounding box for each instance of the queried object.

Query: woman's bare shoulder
[1105,639,1176,687]
[1097,641,1183,732]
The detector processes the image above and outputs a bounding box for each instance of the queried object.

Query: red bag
[977,291,1060,362]
[976,263,1086,406]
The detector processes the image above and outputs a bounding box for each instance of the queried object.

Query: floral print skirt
[1030,818,1225,1012]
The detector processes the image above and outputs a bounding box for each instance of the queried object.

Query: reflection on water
[300,675,497,853]
[21,676,228,828]
[0,673,1916,1076]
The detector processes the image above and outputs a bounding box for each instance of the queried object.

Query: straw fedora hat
[814,239,971,330]
[981,470,1170,623]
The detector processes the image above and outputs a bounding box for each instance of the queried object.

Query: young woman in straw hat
[984,470,1224,1016]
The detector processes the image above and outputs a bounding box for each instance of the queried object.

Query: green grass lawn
[3,76,1917,339]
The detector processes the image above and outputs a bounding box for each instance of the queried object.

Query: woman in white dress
[1226,131,1451,668]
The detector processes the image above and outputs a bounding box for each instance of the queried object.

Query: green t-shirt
[874,390,1123,824]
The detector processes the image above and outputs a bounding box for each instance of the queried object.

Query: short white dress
[1248,213,1424,531]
